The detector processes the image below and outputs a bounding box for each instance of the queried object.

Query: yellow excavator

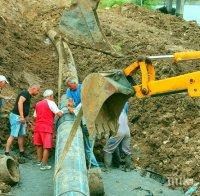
[57,1,200,137]
[56,0,200,180]
[81,51,200,137]
[55,1,200,195]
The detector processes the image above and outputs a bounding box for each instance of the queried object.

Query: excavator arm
[134,71,200,97]
[124,51,200,98]
[81,51,200,137]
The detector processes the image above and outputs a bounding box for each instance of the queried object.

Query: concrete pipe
[0,155,20,184]
[54,95,90,196]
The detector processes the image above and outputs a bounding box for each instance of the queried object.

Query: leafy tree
[100,0,128,8]
[100,0,160,9]
[133,0,160,8]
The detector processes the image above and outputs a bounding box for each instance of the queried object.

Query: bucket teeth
[82,71,134,138]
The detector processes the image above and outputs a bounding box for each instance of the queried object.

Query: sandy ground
[6,159,184,196]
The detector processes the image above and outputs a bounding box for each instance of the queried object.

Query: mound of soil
[0,181,11,193]
[0,0,200,192]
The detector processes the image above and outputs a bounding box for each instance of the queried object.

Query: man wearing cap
[0,75,9,88]
[66,77,99,168]
[34,89,63,170]
[0,75,9,110]
[5,84,40,157]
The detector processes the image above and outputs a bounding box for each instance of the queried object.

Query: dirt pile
[0,0,200,192]
[0,181,11,193]
[0,0,63,150]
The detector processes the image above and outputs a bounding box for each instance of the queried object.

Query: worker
[66,77,99,168]
[0,75,9,111]
[103,102,132,169]
[33,89,63,170]
[5,84,40,157]
[0,75,9,90]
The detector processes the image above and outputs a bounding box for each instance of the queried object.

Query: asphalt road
[7,160,185,196]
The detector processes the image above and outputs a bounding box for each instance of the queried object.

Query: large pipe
[0,155,20,185]
[54,95,89,196]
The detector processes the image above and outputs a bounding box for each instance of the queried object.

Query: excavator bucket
[81,70,134,139]
[59,0,115,53]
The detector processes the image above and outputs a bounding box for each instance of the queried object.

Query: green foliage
[100,0,130,8]
[100,0,159,9]
[133,0,159,8]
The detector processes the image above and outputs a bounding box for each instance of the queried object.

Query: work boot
[104,152,112,170]
[112,147,122,168]
[4,152,10,156]
[18,151,30,164]
[19,151,30,159]
[123,154,133,172]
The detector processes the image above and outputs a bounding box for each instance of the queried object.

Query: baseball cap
[0,75,9,83]
[43,89,53,97]
[65,77,78,84]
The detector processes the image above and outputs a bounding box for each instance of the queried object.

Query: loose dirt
[0,0,200,193]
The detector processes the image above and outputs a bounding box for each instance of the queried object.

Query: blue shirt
[0,99,3,109]
[66,84,82,107]
[123,102,129,115]
[0,89,3,109]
